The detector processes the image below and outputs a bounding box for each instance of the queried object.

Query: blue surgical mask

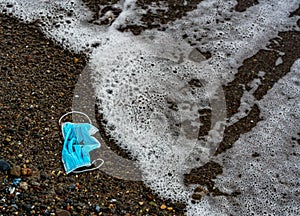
[59,111,104,174]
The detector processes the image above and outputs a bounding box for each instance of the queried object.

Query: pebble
[74,57,79,63]
[149,201,157,206]
[68,184,76,191]
[160,204,167,210]
[0,159,10,172]
[26,168,33,176]
[146,193,153,201]
[11,203,18,210]
[66,204,71,211]
[23,203,32,211]
[7,186,15,194]
[95,205,101,213]
[31,181,40,187]
[110,199,117,203]
[21,168,27,176]
[12,178,21,186]
[108,203,115,209]
[138,201,144,206]
[56,209,71,216]
[20,182,29,190]
[10,165,21,177]
[55,186,64,195]
[67,177,75,183]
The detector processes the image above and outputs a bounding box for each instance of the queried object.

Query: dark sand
[0,1,299,215]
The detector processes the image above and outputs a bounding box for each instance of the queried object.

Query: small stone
[146,193,153,201]
[95,205,101,213]
[191,193,202,200]
[110,199,117,203]
[55,186,64,195]
[68,184,76,191]
[25,159,30,164]
[8,186,15,194]
[149,201,157,206]
[194,186,207,193]
[1,197,6,203]
[56,209,71,216]
[23,203,32,211]
[160,204,167,210]
[21,168,27,176]
[0,159,10,172]
[67,177,75,183]
[167,207,173,211]
[74,57,79,63]
[31,181,40,187]
[10,165,21,177]
[12,178,21,186]
[11,203,18,210]
[138,201,144,206]
[20,182,29,191]
[66,204,71,211]
[108,204,115,209]
[26,168,33,176]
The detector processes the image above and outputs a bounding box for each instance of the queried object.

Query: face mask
[59,111,104,174]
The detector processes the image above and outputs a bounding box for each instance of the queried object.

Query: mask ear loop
[59,111,92,139]
[73,158,104,173]
[59,111,92,126]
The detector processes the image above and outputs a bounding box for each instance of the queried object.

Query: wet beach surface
[1,1,300,215]
[0,13,186,216]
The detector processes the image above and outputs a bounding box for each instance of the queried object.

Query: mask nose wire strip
[73,158,104,174]
[59,111,92,125]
